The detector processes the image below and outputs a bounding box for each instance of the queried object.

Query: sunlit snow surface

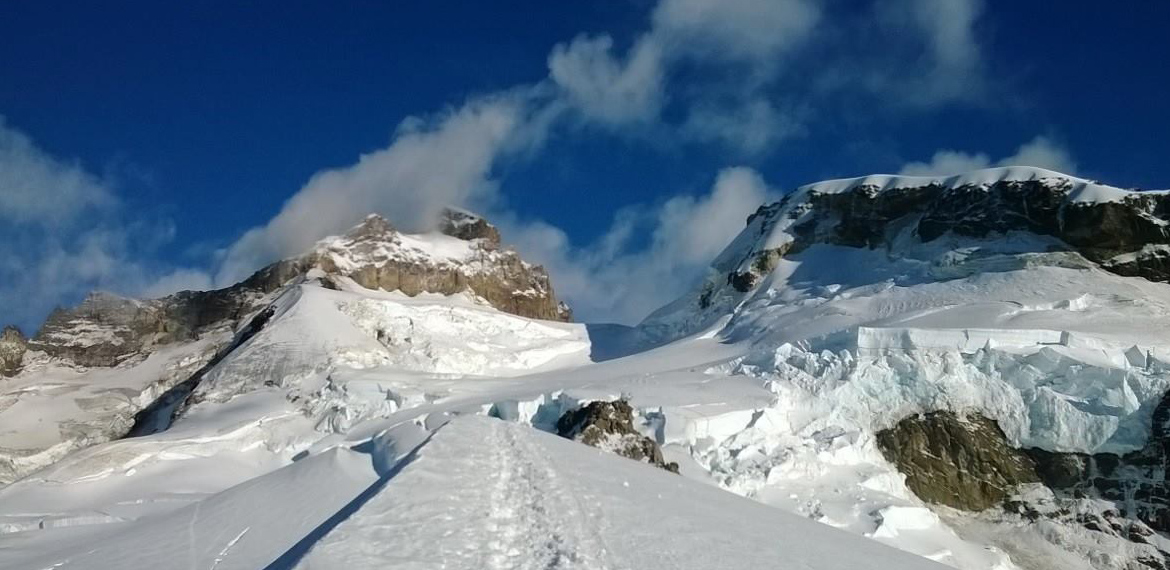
[4,190,1170,568]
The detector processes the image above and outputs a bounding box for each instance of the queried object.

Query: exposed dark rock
[1003,494,1170,569]
[0,325,27,376]
[439,208,501,245]
[556,399,679,473]
[127,304,279,437]
[786,179,1170,284]
[1028,388,1170,533]
[729,247,787,293]
[1026,448,1090,489]
[29,266,290,368]
[881,406,1170,559]
[876,411,1039,511]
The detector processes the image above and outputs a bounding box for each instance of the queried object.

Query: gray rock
[439,208,501,245]
[876,411,1039,511]
[784,178,1170,283]
[1028,388,1170,533]
[880,407,1170,559]
[556,399,679,473]
[0,325,27,377]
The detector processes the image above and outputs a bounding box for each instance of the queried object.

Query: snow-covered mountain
[0,209,569,484]
[1,167,1168,570]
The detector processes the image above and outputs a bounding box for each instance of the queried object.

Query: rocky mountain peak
[344,213,397,241]
[306,211,569,323]
[23,210,570,371]
[644,167,1170,339]
[438,207,501,245]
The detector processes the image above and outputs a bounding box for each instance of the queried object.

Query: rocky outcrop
[876,411,1039,511]
[880,408,1170,563]
[556,400,679,473]
[0,326,27,376]
[30,275,283,368]
[439,208,502,244]
[768,176,1170,283]
[307,213,571,322]
[647,169,1170,343]
[1003,493,1169,570]
[1027,389,1170,533]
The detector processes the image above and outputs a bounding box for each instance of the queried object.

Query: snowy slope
[0,416,947,570]
[3,169,1169,570]
[0,334,226,484]
[294,416,945,570]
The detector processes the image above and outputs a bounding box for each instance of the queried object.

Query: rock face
[307,212,570,322]
[0,209,574,487]
[1027,389,1170,533]
[876,411,1039,511]
[0,326,27,376]
[880,409,1170,563]
[439,207,502,244]
[755,172,1170,284]
[1002,492,1170,570]
[556,400,679,473]
[30,276,284,368]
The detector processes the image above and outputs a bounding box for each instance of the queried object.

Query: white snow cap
[799,166,1167,203]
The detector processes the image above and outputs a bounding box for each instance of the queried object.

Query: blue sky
[1,1,1168,330]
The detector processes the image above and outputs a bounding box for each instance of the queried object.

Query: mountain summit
[0,209,570,483]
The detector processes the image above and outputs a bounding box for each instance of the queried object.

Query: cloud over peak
[899,135,1077,177]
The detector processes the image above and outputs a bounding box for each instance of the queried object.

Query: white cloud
[212,0,823,292]
[836,0,986,107]
[1004,136,1078,174]
[548,35,664,126]
[0,119,218,331]
[899,136,1078,176]
[910,0,982,73]
[651,0,820,62]
[0,0,1011,330]
[908,0,985,103]
[504,167,775,324]
[201,0,996,322]
[213,92,537,286]
[0,116,114,227]
[898,150,992,177]
[682,98,803,155]
[548,0,821,134]
[140,268,215,299]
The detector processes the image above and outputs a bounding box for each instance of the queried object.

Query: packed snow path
[482,421,611,570]
[298,419,611,569]
[296,417,945,570]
